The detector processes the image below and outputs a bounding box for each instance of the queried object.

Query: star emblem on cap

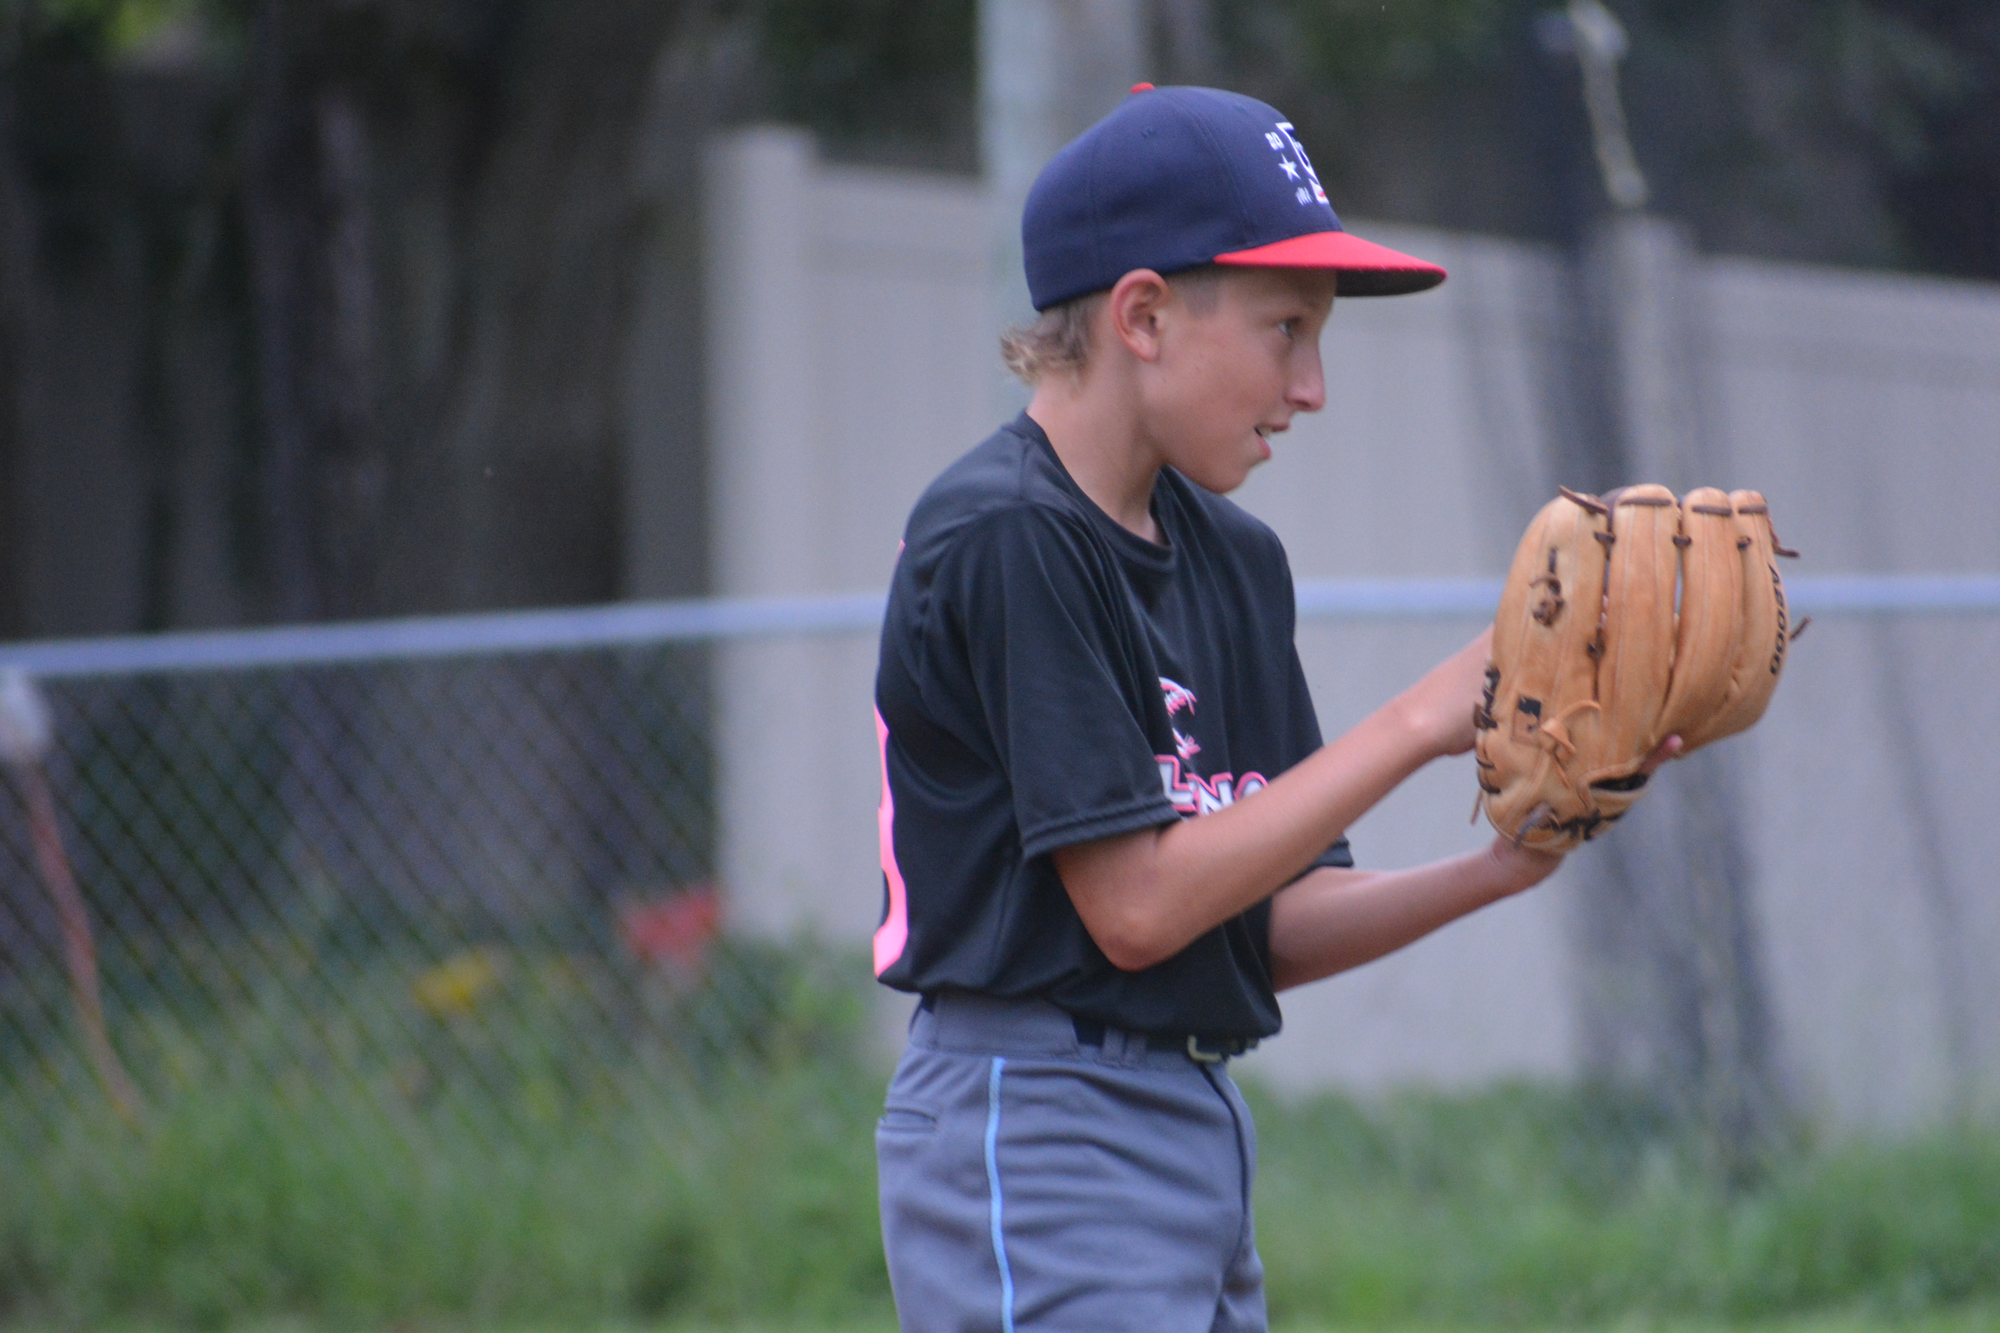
[1266,121,1330,209]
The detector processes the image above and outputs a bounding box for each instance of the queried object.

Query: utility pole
[980,0,1146,417]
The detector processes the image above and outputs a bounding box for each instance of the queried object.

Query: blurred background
[1,1,1998,1329]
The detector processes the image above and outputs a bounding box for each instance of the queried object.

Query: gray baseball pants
[876,990,1266,1332]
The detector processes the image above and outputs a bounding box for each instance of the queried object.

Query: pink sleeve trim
[872,706,910,976]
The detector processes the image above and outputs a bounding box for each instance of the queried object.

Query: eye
[1279,318,1299,340]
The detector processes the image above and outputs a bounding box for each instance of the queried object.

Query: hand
[1396,627,1494,760]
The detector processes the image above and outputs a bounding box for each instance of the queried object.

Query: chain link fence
[2,575,1996,1153]
[0,606,892,1154]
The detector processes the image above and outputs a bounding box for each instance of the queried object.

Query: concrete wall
[702,128,2000,1128]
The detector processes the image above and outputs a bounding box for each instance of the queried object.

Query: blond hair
[1000,294,1103,386]
[998,267,1225,386]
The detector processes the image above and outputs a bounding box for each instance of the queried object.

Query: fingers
[1639,734,1684,776]
[1412,630,1496,758]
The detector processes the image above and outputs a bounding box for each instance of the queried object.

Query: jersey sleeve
[930,504,1179,861]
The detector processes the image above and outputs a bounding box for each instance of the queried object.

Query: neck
[1025,370,1162,542]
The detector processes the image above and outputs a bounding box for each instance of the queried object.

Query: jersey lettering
[1160,675,1200,760]
[1154,677,1265,814]
[1158,757,1269,815]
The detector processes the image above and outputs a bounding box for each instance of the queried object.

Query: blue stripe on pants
[986,1056,1016,1333]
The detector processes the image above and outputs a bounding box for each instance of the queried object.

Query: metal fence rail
[0,575,1995,1145]
[2,574,1994,681]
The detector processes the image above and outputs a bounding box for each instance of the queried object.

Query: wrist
[1383,683,1452,763]
[1481,837,1564,898]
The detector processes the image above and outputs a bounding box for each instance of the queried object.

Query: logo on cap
[1264,122,1328,207]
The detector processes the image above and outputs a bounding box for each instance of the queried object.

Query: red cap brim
[1213,230,1446,296]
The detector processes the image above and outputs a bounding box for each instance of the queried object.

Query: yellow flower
[411,949,503,1018]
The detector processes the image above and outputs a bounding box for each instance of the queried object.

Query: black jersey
[871,414,1351,1038]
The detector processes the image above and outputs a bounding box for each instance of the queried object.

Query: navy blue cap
[1022,85,1446,310]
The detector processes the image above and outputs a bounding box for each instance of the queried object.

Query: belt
[1069,1015,1258,1065]
[913,993,1257,1064]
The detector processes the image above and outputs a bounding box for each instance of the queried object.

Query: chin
[1189,463,1257,495]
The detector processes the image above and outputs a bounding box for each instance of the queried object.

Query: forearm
[1266,842,1557,990]
[1054,691,1438,970]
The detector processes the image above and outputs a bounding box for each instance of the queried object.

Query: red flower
[619,886,722,969]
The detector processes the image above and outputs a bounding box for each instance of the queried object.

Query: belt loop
[1185,1035,1225,1064]
[1112,1026,1143,1068]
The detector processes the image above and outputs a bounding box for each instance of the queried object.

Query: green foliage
[1210,0,2000,275]
[0,939,895,1328]
[0,1064,894,1328]
[1248,1080,2000,1327]
[6,1025,2000,1331]
[30,0,238,62]
[2,930,1997,1329]
[1726,1127,2000,1315]
[1225,0,1520,87]
[748,0,978,167]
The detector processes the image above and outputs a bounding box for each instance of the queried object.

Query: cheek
[1195,347,1267,400]
[1162,364,1232,424]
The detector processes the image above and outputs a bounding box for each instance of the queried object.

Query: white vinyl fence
[698,126,2000,1129]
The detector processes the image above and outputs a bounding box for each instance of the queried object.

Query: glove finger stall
[1653,486,1745,748]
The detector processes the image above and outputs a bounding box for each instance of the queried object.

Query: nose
[1287,340,1327,415]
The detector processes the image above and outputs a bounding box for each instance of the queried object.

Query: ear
[1106,270,1173,363]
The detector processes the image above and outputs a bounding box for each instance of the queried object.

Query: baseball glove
[1473,485,1800,852]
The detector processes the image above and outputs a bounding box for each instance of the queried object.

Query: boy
[871,85,1668,1332]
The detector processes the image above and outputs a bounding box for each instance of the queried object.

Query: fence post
[704,129,843,939]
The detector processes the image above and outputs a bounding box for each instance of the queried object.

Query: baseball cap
[1022,84,1446,310]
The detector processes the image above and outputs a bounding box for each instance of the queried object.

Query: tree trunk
[242,0,696,927]
[433,0,684,613]
[243,0,382,625]
[0,7,30,640]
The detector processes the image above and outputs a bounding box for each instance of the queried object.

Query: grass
[0,937,897,1331]
[3,950,1998,1331]
[0,1052,898,1329]
[9,1312,1994,1333]
[1247,1082,2000,1327]
[1273,1314,2000,1333]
